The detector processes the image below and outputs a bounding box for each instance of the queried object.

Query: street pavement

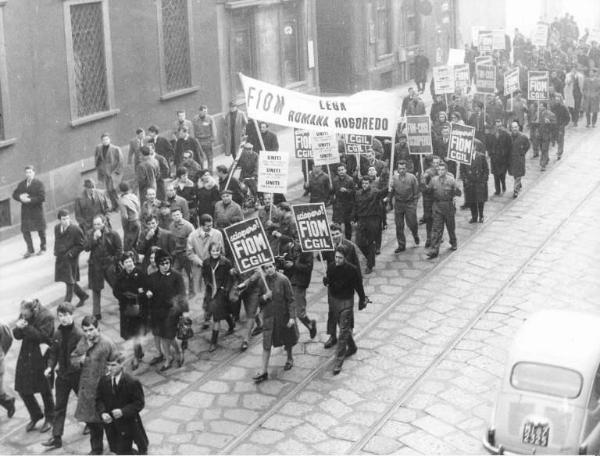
[2,92,599,454]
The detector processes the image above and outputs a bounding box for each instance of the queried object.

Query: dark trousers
[122,220,141,254]
[104,423,147,455]
[569,105,580,124]
[430,202,456,253]
[469,202,485,220]
[52,374,80,438]
[19,390,54,421]
[493,172,507,194]
[199,141,213,172]
[394,201,418,248]
[356,217,380,269]
[557,126,565,157]
[65,282,88,303]
[87,422,105,454]
[335,307,356,368]
[586,111,598,126]
[423,199,434,244]
[23,230,46,253]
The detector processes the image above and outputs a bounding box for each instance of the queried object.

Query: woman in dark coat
[203,242,234,352]
[461,139,489,223]
[113,251,147,370]
[145,249,187,371]
[13,299,55,431]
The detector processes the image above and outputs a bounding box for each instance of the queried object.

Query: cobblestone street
[0,124,599,454]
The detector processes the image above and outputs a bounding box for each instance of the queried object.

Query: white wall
[455,0,506,47]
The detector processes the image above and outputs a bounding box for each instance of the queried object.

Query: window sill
[285,80,308,90]
[0,137,16,149]
[377,52,394,62]
[70,109,120,127]
[159,86,200,101]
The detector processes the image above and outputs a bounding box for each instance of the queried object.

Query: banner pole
[269,202,272,222]
[224,155,239,192]
[419,155,425,177]
[388,140,395,193]
[258,268,271,293]
[304,158,309,185]
[318,254,327,276]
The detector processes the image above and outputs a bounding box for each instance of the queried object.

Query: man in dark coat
[137,214,176,271]
[54,209,88,306]
[72,315,117,455]
[74,179,111,233]
[223,101,248,160]
[323,245,366,375]
[13,299,55,432]
[259,122,279,151]
[320,223,362,349]
[94,133,124,210]
[508,120,531,198]
[174,127,204,170]
[305,165,331,204]
[252,263,297,383]
[281,240,317,339]
[485,119,512,195]
[0,321,16,419]
[135,146,159,201]
[42,303,85,450]
[414,48,429,93]
[551,94,571,160]
[85,215,123,320]
[461,139,489,223]
[331,164,356,240]
[12,165,47,258]
[96,353,148,455]
[147,125,174,167]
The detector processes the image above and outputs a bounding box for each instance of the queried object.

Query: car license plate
[522,421,549,447]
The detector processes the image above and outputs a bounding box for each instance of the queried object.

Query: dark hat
[474,138,485,153]
[83,179,95,189]
[220,189,233,196]
[398,133,407,139]
[154,248,172,264]
[278,201,291,211]
[228,101,237,107]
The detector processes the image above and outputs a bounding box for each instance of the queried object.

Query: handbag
[176,316,194,341]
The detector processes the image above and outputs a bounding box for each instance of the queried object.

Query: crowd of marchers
[2,14,599,455]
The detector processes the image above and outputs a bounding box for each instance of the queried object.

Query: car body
[483,310,600,454]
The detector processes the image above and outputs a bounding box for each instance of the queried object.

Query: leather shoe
[40,420,52,433]
[414,236,420,245]
[450,245,458,251]
[345,346,357,358]
[23,251,34,259]
[42,437,62,449]
[333,365,342,375]
[241,340,249,351]
[309,320,317,339]
[284,359,294,371]
[226,324,235,335]
[26,417,42,432]
[324,336,337,349]
[365,267,373,274]
[93,314,102,321]
[468,218,477,224]
[159,360,173,372]
[149,355,164,366]
[6,396,15,418]
[76,294,89,308]
[209,343,217,353]
[394,246,405,253]
[426,251,438,259]
[251,325,263,337]
[253,372,268,383]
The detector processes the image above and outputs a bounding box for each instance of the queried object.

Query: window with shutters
[157,0,197,99]
[230,9,256,94]
[64,0,117,126]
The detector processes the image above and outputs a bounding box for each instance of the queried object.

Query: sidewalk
[0,80,423,324]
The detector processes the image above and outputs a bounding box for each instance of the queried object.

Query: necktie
[112,377,117,395]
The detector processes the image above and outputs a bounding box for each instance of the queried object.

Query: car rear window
[511,362,583,399]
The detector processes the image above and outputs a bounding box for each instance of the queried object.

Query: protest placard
[447,123,475,166]
[345,134,372,154]
[504,67,520,95]
[294,128,313,159]
[240,73,398,136]
[291,203,334,252]
[454,64,470,92]
[492,29,505,50]
[258,150,289,193]
[475,55,493,66]
[433,65,455,94]
[311,131,340,166]
[225,218,274,274]
[447,48,465,66]
[532,22,549,47]
[478,30,493,54]
[476,64,496,94]
[528,71,549,100]
[406,116,433,155]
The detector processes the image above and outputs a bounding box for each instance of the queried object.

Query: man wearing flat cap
[75,179,111,234]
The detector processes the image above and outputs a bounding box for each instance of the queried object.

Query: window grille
[70,2,109,117]
[162,0,192,92]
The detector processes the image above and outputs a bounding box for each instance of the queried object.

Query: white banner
[447,48,465,66]
[258,150,289,193]
[240,73,398,136]
[492,29,505,50]
[311,131,340,166]
[532,22,549,47]
[433,65,455,94]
